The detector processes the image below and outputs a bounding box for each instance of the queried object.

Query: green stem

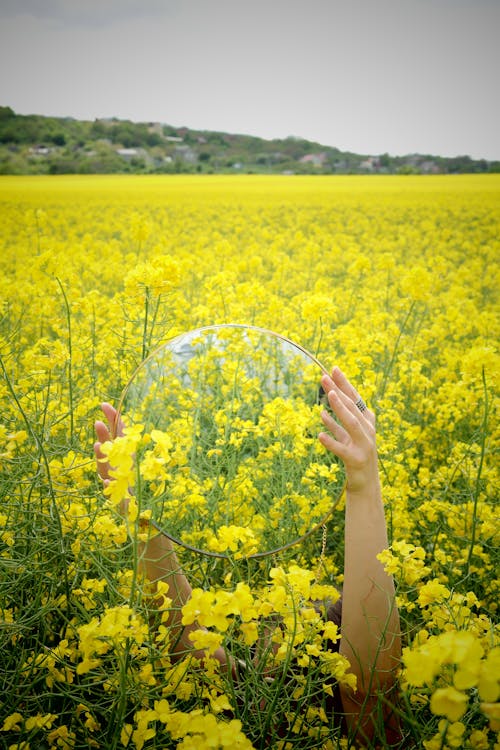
[146,292,162,354]
[142,286,150,361]
[0,352,71,617]
[377,301,417,402]
[108,642,133,750]
[259,598,300,744]
[466,368,488,577]
[56,277,74,442]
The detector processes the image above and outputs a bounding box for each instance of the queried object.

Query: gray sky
[1,0,499,159]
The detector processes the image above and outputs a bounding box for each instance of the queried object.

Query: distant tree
[397,165,420,175]
[0,106,15,121]
[0,149,29,174]
[379,153,392,169]
[207,132,228,146]
[48,159,78,175]
[129,156,147,171]
[182,131,197,145]
[51,133,66,146]
[90,121,108,139]
[446,156,473,173]
[145,132,162,147]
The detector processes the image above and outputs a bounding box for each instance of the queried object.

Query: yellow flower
[47,724,76,748]
[239,621,258,646]
[207,525,258,558]
[2,713,23,731]
[468,729,490,750]
[120,724,133,747]
[480,702,500,731]
[150,428,174,456]
[25,713,58,731]
[403,644,442,686]
[181,589,216,627]
[321,620,340,643]
[479,647,500,702]
[417,579,450,608]
[430,686,468,722]
[443,720,466,749]
[188,629,223,656]
[377,542,430,585]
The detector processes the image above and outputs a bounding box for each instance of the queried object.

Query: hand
[318,367,378,495]
[94,402,124,487]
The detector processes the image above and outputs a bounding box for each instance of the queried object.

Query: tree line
[1,106,498,175]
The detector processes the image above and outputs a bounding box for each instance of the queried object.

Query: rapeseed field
[0,175,499,749]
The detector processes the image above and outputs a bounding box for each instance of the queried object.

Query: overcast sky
[0,0,499,159]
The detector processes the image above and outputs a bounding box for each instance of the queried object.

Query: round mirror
[115,324,344,558]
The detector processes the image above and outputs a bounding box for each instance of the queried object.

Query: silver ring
[355,396,367,413]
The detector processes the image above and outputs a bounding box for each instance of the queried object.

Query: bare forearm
[339,475,401,739]
[317,371,400,703]
[137,529,195,653]
[137,528,230,669]
[340,480,400,686]
[95,406,229,668]
[138,529,191,608]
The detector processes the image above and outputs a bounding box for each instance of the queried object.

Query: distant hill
[1,106,498,175]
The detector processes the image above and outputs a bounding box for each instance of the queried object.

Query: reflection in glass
[116,325,344,558]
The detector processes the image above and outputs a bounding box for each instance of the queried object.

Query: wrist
[345,465,381,501]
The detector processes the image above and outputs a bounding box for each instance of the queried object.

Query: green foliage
[0,107,496,175]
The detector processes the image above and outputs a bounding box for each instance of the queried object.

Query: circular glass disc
[115,324,344,558]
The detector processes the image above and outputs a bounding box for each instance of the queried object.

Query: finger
[318,430,350,463]
[330,370,376,427]
[326,388,369,444]
[320,373,335,398]
[320,409,348,443]
[94,442,110,481]
[323,370,367,418]
[93,438,108,461]
[331,367,361,404]
[95,419,111,444]
[94,417,112,481]
[100,402,123,437]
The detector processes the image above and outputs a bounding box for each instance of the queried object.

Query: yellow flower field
[0,175,499,749]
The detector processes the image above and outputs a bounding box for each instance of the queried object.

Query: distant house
[116,148,153,165]
[96,118,117,126]
[116,148,139,159]
[29,145,51,156]
[299,152,327,167]
[174,145,197,163]
[406,154,421,167]
[147,122,164,135]
[359,156,375,172]
[419,160,441,174]
[165,136,184,143]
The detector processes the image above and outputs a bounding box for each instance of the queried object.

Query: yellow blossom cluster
[0,174,499,749]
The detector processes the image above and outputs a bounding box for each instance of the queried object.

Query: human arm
[94,405,230,667]
[319,368,401,743]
